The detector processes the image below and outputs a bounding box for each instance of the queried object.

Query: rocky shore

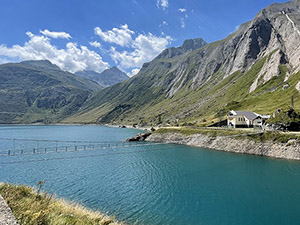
[146,132,300,161]
[0,194,18,225]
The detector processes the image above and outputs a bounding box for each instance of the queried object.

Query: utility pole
[291,95,294,110]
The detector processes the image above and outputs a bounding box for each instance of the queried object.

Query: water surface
[1,125,300,225]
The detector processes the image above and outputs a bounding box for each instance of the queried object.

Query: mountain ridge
[0,60,101,124]
[64,0,300,126]
[75,67,129,87]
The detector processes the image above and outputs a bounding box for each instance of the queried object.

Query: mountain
[75,67,129,87]
[64,1,300,126]
[0,60,101,124]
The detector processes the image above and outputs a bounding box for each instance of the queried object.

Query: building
[227,110,270,128]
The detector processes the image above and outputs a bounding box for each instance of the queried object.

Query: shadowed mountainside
[0,60,101,124]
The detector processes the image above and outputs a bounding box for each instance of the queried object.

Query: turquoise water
[1,125,300,225]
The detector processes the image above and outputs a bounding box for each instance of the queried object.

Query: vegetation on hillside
[154,127,251,137]
[267,108,300,131]
[0,61,101,124]
[0,183,121,225]
[66,52,300,127]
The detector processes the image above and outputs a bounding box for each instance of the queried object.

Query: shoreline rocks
[126,132,152,142]
[0,194,18,225]
[146,132,300,161]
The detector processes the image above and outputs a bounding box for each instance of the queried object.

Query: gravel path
[0,194,18,225]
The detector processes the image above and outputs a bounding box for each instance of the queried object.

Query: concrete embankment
[146,132,300,160]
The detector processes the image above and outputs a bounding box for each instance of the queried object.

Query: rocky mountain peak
[181,38,207,51]
[156,37,207,60]
[75,67,129,87]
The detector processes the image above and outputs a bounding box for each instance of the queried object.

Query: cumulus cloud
[157,0,168,10]
[0,32,109,73]
[178,8,186,13]
[40,29,71,39]
[89,41,101,48]
[94,24,134,47]
[109,31,172,69]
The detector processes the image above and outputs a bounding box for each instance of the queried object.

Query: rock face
[126,132,152,142]
[0,194,18,225]
[75,67,129,87]
[158,0,300,96]
[146,132,300,160]
[68,1,300,125]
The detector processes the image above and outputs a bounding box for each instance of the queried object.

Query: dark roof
[234,111,258,120]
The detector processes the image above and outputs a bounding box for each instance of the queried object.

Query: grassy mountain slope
[66,1,300,126]
[66,53,300,126]
[0,60,101,124]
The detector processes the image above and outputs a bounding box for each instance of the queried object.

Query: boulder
[126,132,152,142]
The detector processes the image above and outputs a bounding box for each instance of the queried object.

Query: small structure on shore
[227,110,270,128]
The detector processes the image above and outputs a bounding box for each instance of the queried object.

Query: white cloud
[128,68,140,77]
[0,32,109,73]
[94,24,134,47]
[181,17,186,28]
[159,21,168,28]
[178,8,186,13]
[89,41,101,48]
[110,32,172,69]
[0,57,9,64]
[40,29,71,39]
[157,0,168,10]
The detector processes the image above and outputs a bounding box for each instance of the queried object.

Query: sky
[0,0,289,76]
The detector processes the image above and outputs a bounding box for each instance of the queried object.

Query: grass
[154,127,252,137]
[0,183,121,225]
[241,131,300,143]
[154,127,300,143]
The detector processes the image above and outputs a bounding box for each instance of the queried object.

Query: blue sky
[0,0,289,75]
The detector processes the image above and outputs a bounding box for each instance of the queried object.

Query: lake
[1,125,300,225]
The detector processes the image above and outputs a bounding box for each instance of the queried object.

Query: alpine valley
[2,1,300,126]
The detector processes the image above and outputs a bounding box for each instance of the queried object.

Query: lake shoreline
[0,183,122,225]
[146,131,300,161]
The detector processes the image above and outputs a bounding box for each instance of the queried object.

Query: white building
[227,110,270,128]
